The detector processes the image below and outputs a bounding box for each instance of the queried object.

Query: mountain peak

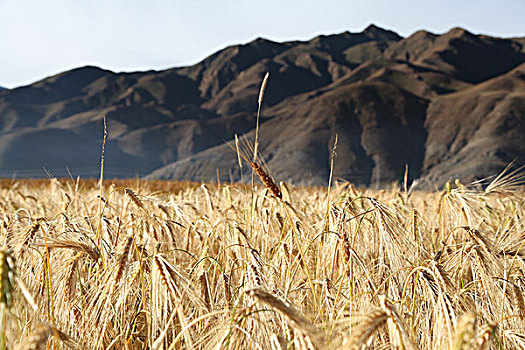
[444,27,475,38]
[362,24,403,40]
[245,37,283,48]
[66,65,114,75]
[42,65,113,83]
[363,24,383,32]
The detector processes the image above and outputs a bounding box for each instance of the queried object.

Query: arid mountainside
[0,25,524,186]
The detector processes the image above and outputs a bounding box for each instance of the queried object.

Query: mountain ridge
[0,25,524,186]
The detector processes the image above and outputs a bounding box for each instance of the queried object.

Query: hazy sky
[1,0,524,88]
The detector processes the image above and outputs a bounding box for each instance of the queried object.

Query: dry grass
[0,175,523,349]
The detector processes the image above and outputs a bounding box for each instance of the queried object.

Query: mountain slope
[383,27,525,83]
[422,63,525,185]
[0,26,524,185]
[148,81,428,186]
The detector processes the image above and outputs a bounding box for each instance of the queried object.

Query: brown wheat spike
[114,236,134,285]
[292,247,307,272]
[165,220,184,245]
[157,203,171,218]
[231,132,281,199]
[282,242,291,260]
[275,212,284,230]
[20,222,40,252]
[101,215,114,246]
[247,263,263,288]
[200,271,211,309]
[467,228,496,254]
[250,248,265,270]
[223,272,231,310]
[340,231,351,265]
[147,220,159,242]
[346,310,389,349]
[125,188,146,211]
[65,254,81,302]
[412,209,418,241]
[324,278,332,296]
[236,225,252,249]
[250,161,282,200]
[153,255,179,301]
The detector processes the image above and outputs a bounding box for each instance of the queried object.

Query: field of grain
[0,170,524,349]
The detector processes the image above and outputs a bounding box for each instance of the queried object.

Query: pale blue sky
[1,0,524,88]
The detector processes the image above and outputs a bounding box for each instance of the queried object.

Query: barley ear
[254,72,269,162]
[247,288,319,339]
[346,310,388,349]
[258,72,269,107]
[250,161,282,200]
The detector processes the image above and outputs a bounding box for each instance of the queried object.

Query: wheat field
[0,169,523,349]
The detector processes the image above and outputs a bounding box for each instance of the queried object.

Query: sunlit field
[0,170,524,349]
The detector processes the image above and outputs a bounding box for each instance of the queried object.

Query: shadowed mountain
[383,27,525,83]
[0,25,524,186]
[421,62,525,185]
[148,81,427,186]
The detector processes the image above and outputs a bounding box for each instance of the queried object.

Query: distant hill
[0,25,524,186]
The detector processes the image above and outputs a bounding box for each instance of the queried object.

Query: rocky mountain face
[0,25,524,187]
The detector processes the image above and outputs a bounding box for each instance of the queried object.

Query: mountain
[0,25,524,186]
[423,63,525,185]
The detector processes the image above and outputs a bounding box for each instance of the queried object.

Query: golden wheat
[0,175,521,349]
